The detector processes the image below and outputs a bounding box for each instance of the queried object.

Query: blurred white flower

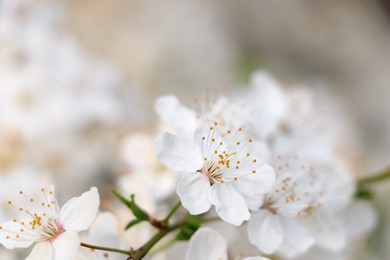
[247,154,356,257]
[186,227,269,260]
[293,202,376,260]
[79,212,122,260]
[247,156,316,256]
[118,133,178,208]
[301,196,375,256]
[242,72,288,138]
[244,71,354,164]
[155,95,198,136]
[155,94,254,137]
[239,70,369,257]
[0,185,99,259]
[154,122,275,226]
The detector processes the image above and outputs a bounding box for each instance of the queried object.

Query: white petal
[0,221,34,249]
[60,187,100,232]
[305,212,347,252]
[186,227,227,260]
[52,230,80,260]
[248,210,284,254]
[233,162,275,197]
[153,132,203,173]
[155,95,198,135]
[345,200,377,236]
[89,212,120,248]
[247,71,287,137]
[244,193,265,211]
[209,183,250,226]
[278,216,315,257]
[249,140,272,163]
[88,212,123,260]
[26,241,52,260]
[177,173,212,215]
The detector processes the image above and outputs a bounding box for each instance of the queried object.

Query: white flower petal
[209,183,250,226]
[305,212,347,252]
[247,71,287,137]
[0,221,34,249]
[186,227,227,260]
[60,187,100,232]
[177,173,212,215]
[153,132,203,173]
[89,212,123,260]
[26,241,52,260]
[345,200,377,236]
[233,162,275,197]
[155,95,198,135]
[248,210,284,254]
[244,193,265,211]
[273,203,309,217]
[89,212,120,248]
[278,216,315,257]
[315,223,348,252]
[52,230,80,260]
[249,140,272,163]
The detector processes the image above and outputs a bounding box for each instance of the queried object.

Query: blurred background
[1,0,390,259]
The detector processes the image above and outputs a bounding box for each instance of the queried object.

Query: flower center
[202,162,223,184]
[263,157,324,217]
[2,188,64,243]
[29,214,64,241]
[199,122,259,184]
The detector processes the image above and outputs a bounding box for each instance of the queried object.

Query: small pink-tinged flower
[0,185,99,259]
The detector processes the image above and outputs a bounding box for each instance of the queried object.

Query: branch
[128,221,185,260]
[358,168,390,186]
[80,242,130,255]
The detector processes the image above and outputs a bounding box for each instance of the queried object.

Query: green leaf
[355,189,373,200]
[184,215,202,229]
[125,219,144,230]
[175,215,203,241]
[112,189,132,207]
[129,194,149,220]
[112,190,149,220]
[176,227,196,241]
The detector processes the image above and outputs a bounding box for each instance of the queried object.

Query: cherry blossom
[247,153,356,257]
[0,185,99,259]
[154,122,275,226]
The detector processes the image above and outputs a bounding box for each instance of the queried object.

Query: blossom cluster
[0,71,378,260]
[150,72,376,259]
[0,2,378,259]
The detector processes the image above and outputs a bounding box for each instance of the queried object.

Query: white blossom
[292,200,377,260]
[247,155,317,256]
[0,185,99,259]
[247,154,355,257]
[118,133,178,206]
[154,122,275,226]
[155,94,254,137]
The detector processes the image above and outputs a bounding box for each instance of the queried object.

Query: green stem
[164,201,181,222]
[129,221,184,260]
[358,168,390,186]
[80,242,130,255]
